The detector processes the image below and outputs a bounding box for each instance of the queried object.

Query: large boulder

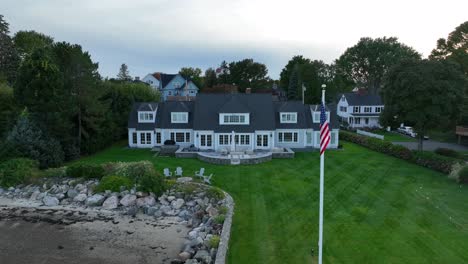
[85,194,105,206]
[178,251,191,261]
[102,196,119,209]
[120,194,137,207]
[136,196,156,207]
[171,198,185,210]
[194,249,211,263]
[67,189,79,199]
[42,196,59,206]
[73,193,87,203]
[29,191,41,201]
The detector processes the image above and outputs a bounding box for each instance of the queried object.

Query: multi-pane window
[146,133,151,143]
[355,118,361,124]
[278,132,298,143]
[331,131,337,145]
[171,112,188,123]
[375,107,382,113]
[365,118,369,124]
[280,113,297,123]
[234,135,250,145]
[219,135,230,145]
[156,132,161,144]
[200,135,212,147]
[140,132,151,144]
[306,131,313,145]
[221,114,248,124]
[256,134,268,147]
[139,112,154,122]
[170,132,191,143]
[364,107,372,113]
[353,106,360,113]
[340,106,347,112]
[132,133,137,144]
[140,132,146,144]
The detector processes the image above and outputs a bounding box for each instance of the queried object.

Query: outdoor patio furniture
[202,174,213,185]
[174,167,183,177]
[195,168,205,178]
[163,168,172,178]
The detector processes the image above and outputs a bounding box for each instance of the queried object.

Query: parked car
[397,126,429,139]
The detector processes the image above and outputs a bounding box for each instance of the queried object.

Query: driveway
[393,140,468,152]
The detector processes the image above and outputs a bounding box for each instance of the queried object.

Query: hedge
[340,131,459,174]
[66,163,105,179]
[0,158,39,187]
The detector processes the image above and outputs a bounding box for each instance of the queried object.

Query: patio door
[256,133,269,149]
[199,134,213,149]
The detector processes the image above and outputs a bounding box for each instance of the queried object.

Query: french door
[199,134,213,149]
[256,133,269,149]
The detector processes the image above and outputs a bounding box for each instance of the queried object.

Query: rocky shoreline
[0,177,232,264]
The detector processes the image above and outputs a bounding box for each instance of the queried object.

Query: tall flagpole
[318,84,326,264]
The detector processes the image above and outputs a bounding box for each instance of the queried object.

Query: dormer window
[280,112,297,123]
[138,112,155,123]
[220,113,249,125]
[313,111,329,123]
[171,112,188,123]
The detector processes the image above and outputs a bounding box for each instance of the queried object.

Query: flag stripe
[320,102,330,155]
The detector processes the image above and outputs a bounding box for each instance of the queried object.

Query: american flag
[320,102,330,155]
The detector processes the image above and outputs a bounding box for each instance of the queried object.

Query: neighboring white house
[142,73,161,89]
[128,93,340,151]
[141,72,199,101]
[337,92,384,129]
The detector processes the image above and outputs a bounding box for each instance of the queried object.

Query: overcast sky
[1,0,467,79]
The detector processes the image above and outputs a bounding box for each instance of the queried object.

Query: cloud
[1,0,467,80]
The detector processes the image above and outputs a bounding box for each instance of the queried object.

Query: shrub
[164,139,176,145]
[214,214,225,224]
[435,148,460,159]
[137,171,165,196]
[218,206,228,215]
[43,167,67,178]
[340,131,458,174]
[0,158,39,187]
[458,166,468,184]
[66,163,105,179]
[103,161,154,182]
[208,235,220,249]
[95,175,133,192]
[206,187,225,200]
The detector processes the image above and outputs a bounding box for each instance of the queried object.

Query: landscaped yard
[372,130,417,142]
[75,142,468,264]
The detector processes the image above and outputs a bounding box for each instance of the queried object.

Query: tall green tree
[217,60,230,85]
[336,37,421,95]
[0,15,19,84]
[0,81,18,137]
[227,58,270,92]
[430,21,467,76]
[381,59,466,151]
[179,67,203,88]
[117,63,131,81]
[288,64,299,100]
[13,30,54,60]
[204,67,217,88]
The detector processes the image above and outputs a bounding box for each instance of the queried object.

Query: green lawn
[75,142,468,264]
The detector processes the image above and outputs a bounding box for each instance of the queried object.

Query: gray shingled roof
[340,92,382,106]
[193,93,275,132]
[128,94,340,132]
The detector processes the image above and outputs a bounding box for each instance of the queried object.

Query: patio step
[231,155,241,165]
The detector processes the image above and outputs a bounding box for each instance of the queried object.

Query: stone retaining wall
[271,148,295,159]
[197,154,232,165]
[215,190,234,264]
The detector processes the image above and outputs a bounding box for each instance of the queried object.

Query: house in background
[128,93,340,151]
[142,72,199,101]
[337,91,384,129]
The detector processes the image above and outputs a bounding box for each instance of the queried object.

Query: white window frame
[331,131,337,145]
[171,112,188,123]
[219,113,250,125]
[234,134,251,146]
[340,106,347,112]
[170,131,191,143]
[138,111,155,123]
[218,134,231,145]
[280,112,297,123]
[375,106,382,113]
[139,132,152,145]
[354,106,360,113]
[364,107,372,113]
[278,132,299,143]
[312,111,330,123]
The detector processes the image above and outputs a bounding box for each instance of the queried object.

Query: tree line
[0,15,160,168]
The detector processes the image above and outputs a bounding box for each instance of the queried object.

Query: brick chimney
[245,88,252,94]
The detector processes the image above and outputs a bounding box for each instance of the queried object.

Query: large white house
[142,72,199,101]
[128,93,339,151]
[337,92,384,129]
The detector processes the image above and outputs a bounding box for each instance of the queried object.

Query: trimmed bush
[43,167,67,178]
[95,175,133,192]
[66,163,105,179]
[0,158,39,187]
[340,131,458,174]
[137,171,165,196]
[164,139,176,145]
[435,148,460,159]
[102,161,154,181]
[458,166,468,184]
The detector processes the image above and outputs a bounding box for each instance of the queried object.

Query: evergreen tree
[0,15,19,84]
[117,63,131,81]
[204,68,217,88]
[288,64,299,100]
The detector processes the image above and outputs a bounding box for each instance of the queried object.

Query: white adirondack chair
[174,167,183,177]
[195,168,205,178]
[163,168,172,178]
[203,174,213,185]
